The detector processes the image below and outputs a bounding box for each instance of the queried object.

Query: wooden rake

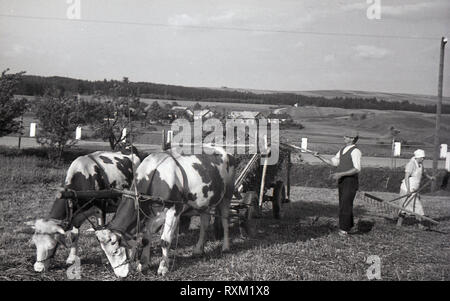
[360,180,439,225]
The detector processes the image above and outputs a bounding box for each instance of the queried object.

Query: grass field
[140,97,276,112]
[210,89,450,106]
[0,153,449,281]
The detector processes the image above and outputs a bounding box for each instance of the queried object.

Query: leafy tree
[35,92,84,162]
[193,102,202,110]
[0,69,28,137]
[148,100,161,114]
[87,79,146,150]
[147,100,170,123]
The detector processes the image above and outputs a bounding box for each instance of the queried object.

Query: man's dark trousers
[338,175,358,231]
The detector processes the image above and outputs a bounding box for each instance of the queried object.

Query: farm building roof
[171,106,188,111]
[189,109,214,118]
[228,111,262,119]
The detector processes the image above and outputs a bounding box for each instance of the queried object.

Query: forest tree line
[15,75,450,114]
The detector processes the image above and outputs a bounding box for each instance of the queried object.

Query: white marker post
[440,144,448,159]
[301,138,308,153]
[167,130,173,144]
[393,142,401,157]
[75,126,82,140]
[446,152,450,172]
[29,123,36,137]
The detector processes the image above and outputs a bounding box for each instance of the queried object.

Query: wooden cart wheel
[272,181,286,219]
[239,191,259,238]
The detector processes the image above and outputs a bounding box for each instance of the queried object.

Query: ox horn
[25,221,36,229]
[110,233,118,244]
[95,229,111,243]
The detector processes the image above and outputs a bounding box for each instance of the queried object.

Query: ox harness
[63,154,117,230]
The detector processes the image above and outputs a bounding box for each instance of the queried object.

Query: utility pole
[18,115,23,149]
[432,37,447,191]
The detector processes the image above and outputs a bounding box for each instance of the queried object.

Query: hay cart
[220,143,294,237]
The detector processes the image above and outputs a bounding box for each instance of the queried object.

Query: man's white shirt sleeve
[351,149,362,172]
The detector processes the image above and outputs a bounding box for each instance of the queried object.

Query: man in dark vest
[314,130,362,236]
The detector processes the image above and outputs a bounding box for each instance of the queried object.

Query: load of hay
[234,144,293,193]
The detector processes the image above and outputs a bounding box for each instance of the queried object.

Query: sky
[1,0,449,96]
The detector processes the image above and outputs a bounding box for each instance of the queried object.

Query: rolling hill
[212,87,450,106]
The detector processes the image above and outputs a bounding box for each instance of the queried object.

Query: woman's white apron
[399,158,425,216]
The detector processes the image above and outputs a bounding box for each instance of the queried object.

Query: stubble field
[0,154,449,281]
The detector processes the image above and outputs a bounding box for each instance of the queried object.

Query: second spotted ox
[96,146,236,277]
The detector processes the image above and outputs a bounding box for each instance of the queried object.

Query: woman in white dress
[397,149,434,224]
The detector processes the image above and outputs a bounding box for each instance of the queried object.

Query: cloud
[167,11,239,28]
[166,4,320,32]
[207,11,236,24]
[12,44,26,55]
[3,44,28,58]
[168,14,201,26]
[353,45,390,59]
[342,0,449,18]
[324,54,336,63]
[294,41,304,49]
[381,1,445,16]
[341,2,366,12]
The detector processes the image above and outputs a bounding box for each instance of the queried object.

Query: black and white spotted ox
[26,148,142,273]
[95,146,236,278]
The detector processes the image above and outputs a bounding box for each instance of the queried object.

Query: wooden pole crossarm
[57,187,187,206]
[56,189,123,200]
[114,188,188,206]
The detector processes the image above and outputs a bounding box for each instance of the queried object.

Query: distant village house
[186,109,215,121]
[228,111,263,125]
